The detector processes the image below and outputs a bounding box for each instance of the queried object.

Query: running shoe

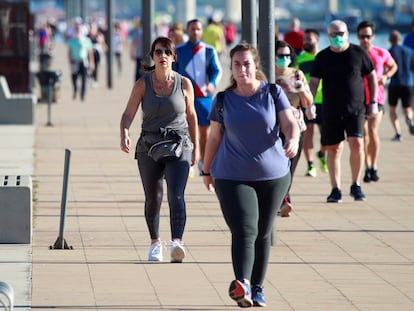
[188,166,195,178]
[317,151,329,173]
[251,285,266,307]
[406,118,414,135]
[148,241,164,261]
[170,240,186,263]
[391,134,403,142]
[363,168,371,183]
[327,187,342,203]
[350,183,366,201]
[278,195,292,217]
[369,168,379,182]
[229,279,253,308]
[305,163,317,177]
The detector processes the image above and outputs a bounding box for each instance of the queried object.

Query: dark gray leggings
[215,173,290,286]
[137,148,191,241]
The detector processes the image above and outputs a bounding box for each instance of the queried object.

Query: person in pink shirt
[357,21,398,182]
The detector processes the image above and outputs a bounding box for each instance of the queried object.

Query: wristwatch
[200,170,211,176]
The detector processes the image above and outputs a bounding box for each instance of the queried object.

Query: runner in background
[296,28,328,178]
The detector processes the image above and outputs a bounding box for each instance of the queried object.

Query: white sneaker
[148,241,163,261]
[188,166,195,178]
[170,240,186,263]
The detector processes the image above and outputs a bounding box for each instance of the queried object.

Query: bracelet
[200,170,211,176]
[369,100,377,104]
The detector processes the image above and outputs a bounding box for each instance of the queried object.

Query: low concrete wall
[0,175,32,244]
[0,76,37,125]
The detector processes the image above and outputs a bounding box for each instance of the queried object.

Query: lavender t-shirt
[209,82,291,181]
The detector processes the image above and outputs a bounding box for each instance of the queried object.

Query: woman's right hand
[284,138,299,159]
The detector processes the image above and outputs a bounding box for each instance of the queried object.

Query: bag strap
[268,83,279,104]
[216,91,225,122]
[268,83,285,139]
[216,85,279,119]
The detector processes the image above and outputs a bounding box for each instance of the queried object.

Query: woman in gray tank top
[120,37,198,263]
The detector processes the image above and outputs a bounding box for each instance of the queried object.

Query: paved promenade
[1,42,414,310]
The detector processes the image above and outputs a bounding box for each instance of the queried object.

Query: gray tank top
[141,71,188,133]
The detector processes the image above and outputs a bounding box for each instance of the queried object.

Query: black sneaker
[409,123,414,135]
[406,118,414,135]
[327,187,342,203]
[363,169,371,183]
[391,134,403,142]
[350,183,366,201]
[369,168,379,182]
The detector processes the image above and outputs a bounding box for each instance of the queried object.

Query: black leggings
[71,61,87,100]
[137,148,191,241]
[214,173,290,285]
[90,49,100,81]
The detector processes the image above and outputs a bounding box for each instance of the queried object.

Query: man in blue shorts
[310,20,378,203]
[174,19,222,173]
[403,18,414,117]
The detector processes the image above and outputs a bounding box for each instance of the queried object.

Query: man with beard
[296,29,328,177]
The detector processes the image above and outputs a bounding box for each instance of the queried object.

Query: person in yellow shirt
[202,14,226,56]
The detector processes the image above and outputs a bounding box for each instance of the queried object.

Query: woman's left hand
[202,175,215,192]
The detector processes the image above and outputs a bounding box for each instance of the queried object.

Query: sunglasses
[358,34,373,40]
[329,31,345,37]
[277,54,291,58]
[154,48,173,56]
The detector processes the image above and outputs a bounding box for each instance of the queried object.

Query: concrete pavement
[1,41,414,310]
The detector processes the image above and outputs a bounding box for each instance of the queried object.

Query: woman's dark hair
[226,41,267,90]
[275,40,297,67]
[143,36,177,71]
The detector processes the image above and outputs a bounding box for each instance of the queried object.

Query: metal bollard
[46,77,53,126]
[0,281,14,311]
[50,149,73,250]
